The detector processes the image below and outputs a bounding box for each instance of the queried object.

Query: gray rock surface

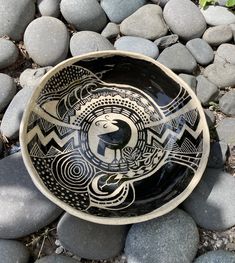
[101,22,120,39]
[203,25,233,46]
[0,152,62,238]
[151,0,170,6]
[204,108,215,128]
[179,73,197,92]
[0,140,2,155]
[120,4,168,40]
[0,39,19,69]
[230,24,235,42]
[70,31,114,57]
[201,5,235,26]
[194,250,235,263]
[163,0,206,40]
[0,73,16,113]
[207,141,228,168]
[219,90,235,116]
[214,44,235,65]
[186,38,214,66]
[217,0,227,5]
[24,17,69,66]
[61,0,107,32]
[204,63,235,88]
[20,67,52,89]
[35,255,79,263]
[0,239,29,263]
[196,75,219,106]
[183,168,235,230]
[114,36,159,58]
[157,43,197,73]
[125,209,199,263]
[57,213,128,260]
[100,0,147,23]
[154,34,178,49]
[0,0,35,41]
[0,87,35,139]
[217,118,235,144]
[37,0,60,17]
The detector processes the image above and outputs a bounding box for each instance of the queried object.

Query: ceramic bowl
[20,51,209,224]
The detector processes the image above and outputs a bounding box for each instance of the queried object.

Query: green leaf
[199,0,215,8]
[226,0,235,7]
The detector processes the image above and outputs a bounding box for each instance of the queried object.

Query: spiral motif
[51,151,94,192]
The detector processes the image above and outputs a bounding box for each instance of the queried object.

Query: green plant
[199,0,235,8]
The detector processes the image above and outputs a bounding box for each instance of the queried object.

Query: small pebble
[101,22,120,39]
[217,118,235,144]
[219,90,235,116]
[154,34,179,49]
[204,108,215,128]
[35,255,79,263]
[37,0,60,18]
[0,39,19,69]
[179,73,197,92]
[203,25,233,46]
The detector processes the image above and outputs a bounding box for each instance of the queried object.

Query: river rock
[0,73,16,113]
[0,152,62,238]
[0,0,35,41]
[217,118,235,144]
[24,17,69,66]
[163,0,206,40]
[186,38,214,66]
[0,39,19,69]
[100,0,147,23]
[70,31,114,57]
[207,141,228,168]
[230,24,235,42]
[204,108,215,128]
[201,5,235,26]
[114,36,159,58]
[37,0,60,17]
[154,34,178,49]
[183,168,235,231]
[125,209,199,263]
[151,0,170,6]
[35,255,79,263]
[101,22,120,39]
[219,90,235,116]
[57,213,128,260]
[194,250,235,263]
[0,239,29,263]
[203,25,233,46]
[61,0,107,32]
[214,44,235,65]
[157,43,197,73]
[179,73,197,92]
[204,63,235,88]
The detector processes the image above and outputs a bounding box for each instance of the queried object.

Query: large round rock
[125,209,199,263]
[163,0,206,40]
[57,213,128,260]
[0,39,19,69]
[24,17,69,66]
[70,31,114,56]
[60,0,107,32]
[0,0,35,41]
[194,250,235,263]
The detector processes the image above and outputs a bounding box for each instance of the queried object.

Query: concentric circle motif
[21,52,209,223]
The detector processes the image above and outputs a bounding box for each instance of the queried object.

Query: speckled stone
[35,255,79,263]
[203,25,233,46]
[217,118,235,144]
[37,0,60,18]
[101,22,120,39]
[214,44,235,65]
[0,39,19,69]
[194,250,235,262]
[24,17,69,66]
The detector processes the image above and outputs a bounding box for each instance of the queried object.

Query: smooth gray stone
[0,0,35,41]
[217,0,227,5]
[101,22,120,39]
[114,36,159,58]
[179,73,197,92]
[35,255,79,263]
[150,0,170,7]
[196,75,219,106]
[230,24,235,42]
[0,39,19,69]
[183,168,235,231]
[163,0,206,40]
[57,213,128,260]
[61,0,107,32]
[125,209,199,263]
[100,0,147,23]
[203,25,233,46]
[0,239,29,263]
[186,38,214,66]
[70,31,114,57]
[154,34,179,49]
[24,17,69,66]
[157,43,197,73]
[217,118,235,144]
[201,5,235,26]
[37,0,60,18]
[0,73,16,113]
[214,44,235,65]
[20,67,52,89]
[219,90,235,116]
[0,152,62,238]
[194,250,235,263]
[207,141,228,168]
[204,63,235,88]
[120,4,168,40]
[204,109,215,128]
[0,88,35,139]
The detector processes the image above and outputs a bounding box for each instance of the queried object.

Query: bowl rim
[20,50,210,225]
